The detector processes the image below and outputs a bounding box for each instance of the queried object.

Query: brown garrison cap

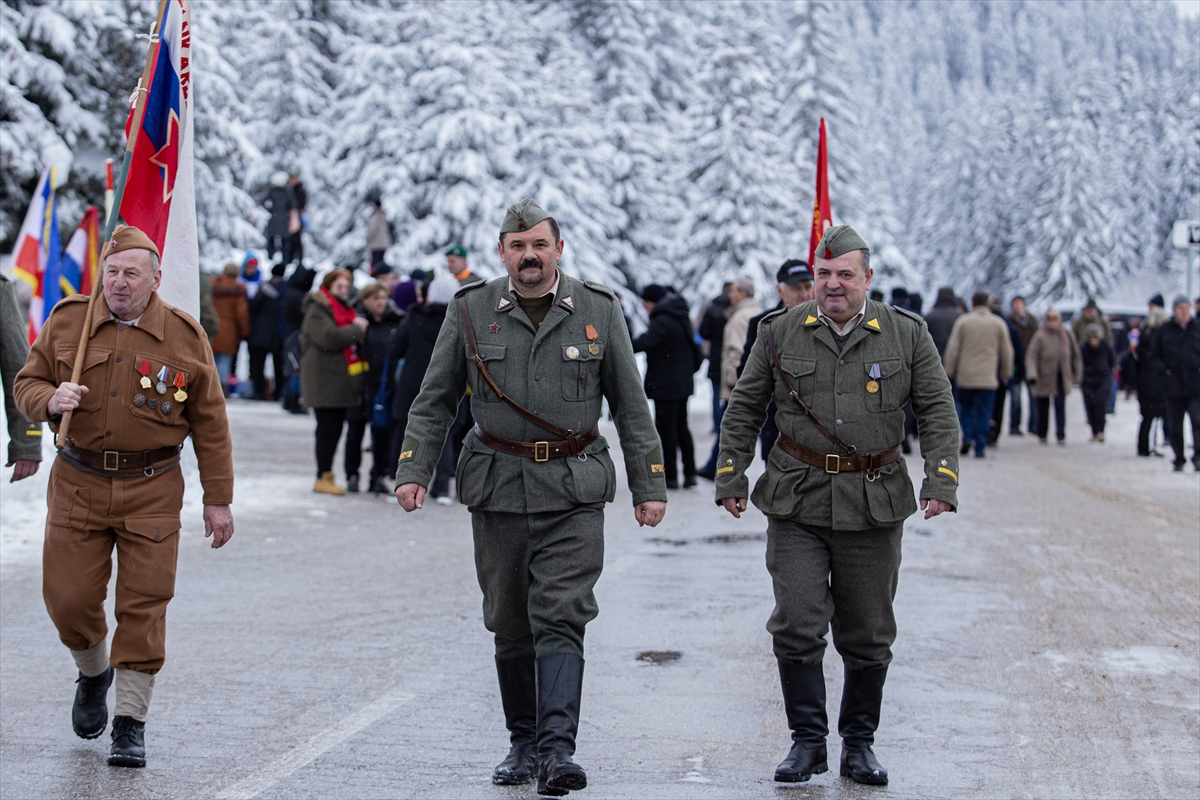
[100,225,160,263]
[816,224,869,260]
[500,198,553,236]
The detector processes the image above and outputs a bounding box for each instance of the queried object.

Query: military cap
[816,225,869,260]
[445,244,468,257]
[776,259,812,285]
[100,225,159,264]
[501,198,553,235]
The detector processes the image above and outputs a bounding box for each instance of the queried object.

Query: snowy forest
[3,0,1198,306]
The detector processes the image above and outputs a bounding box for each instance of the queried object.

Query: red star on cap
[518,219,526,230]
[824,246,832,258]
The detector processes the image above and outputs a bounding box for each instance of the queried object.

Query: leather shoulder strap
[762,317,861,465]
[457,295,572,439]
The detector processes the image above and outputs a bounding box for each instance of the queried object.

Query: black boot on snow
[73,666,114,739]
[774,659,829,782]
[535,653,587,796]
[493,656,538,785]
[838,664,888,785]
[108,716,146,768]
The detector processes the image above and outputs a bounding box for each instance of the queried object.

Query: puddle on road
[700,532,766,544]
[637,650,682,665]
[647,537,688,546]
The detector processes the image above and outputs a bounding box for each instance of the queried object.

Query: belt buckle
[824,453,841,474]
[534,441,550,462]
[103,450,119,471]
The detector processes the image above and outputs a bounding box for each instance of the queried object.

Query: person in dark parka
[1079,324,1116,441]
[247,263,286,400]
[924,287,963,359]
[632,284,697,488]
[263,172,298,265]
[344,282,405,494]
[1149,296,1200,470]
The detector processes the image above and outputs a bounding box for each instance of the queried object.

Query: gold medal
[141,376,152,389]
[174,390,188,402]
[866,380,879,394]
[588,343,600,355]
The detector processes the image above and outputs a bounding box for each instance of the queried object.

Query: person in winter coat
[1079,324,1116,441]
[389,276,457,488]
[343,282,405,494]
[210,263,250,395]
[247,263,286,400]
[289,172,307,267]
[943,291,1013,457]
[1127,308,1171,456]
[1006,296,1039,434]
[239,253,262,299]
[366,197,392,272]
[697,284,732,477]
[301,269,368,494]
[987,298,1025,445]
[1025,309,1081,445]
[1149,295,1200,471]
[632,285,697,488]
[721,279,762,402]
[263,172,298,265]
[1071,298,1113,347]
[924,287,963,358]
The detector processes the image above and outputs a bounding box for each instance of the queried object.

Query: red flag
[807,117,832,265]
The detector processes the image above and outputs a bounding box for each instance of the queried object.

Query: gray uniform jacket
[715,299,959,531]
[0,275,43,462]
[395,272,667,513]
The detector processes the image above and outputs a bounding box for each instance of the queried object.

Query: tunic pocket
[751,445,810,519]
[128,354,192,424]
[121,516,180,599]
[565,438,615,504]
[863,459,917,526]
[472,343,507,403]
[778,357,817,399]
[54,345,111,416]
[863,358,904,413]
[455,435,497,507]
[561,343,603,402]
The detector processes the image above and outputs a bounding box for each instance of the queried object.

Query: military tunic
[396,272,665,658]
[715,299,959,667]
[14,291,233,674]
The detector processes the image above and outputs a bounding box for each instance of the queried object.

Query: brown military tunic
[14,290,233,674]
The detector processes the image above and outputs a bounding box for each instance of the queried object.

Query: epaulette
[891,305,925,324]
[454,280,487,297]
[47,294,90,315]
[582,280,616,299]
[761,306,788,323]
[169,305,209,338]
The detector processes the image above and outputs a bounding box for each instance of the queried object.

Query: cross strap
[762,316,861,470]
[457,294,574,440]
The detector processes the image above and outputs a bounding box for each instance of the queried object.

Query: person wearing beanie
[13,225,235,768]
[1149,295,1200,471]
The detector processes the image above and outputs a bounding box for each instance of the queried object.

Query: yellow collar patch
[804,314,819,325]
[866,318,881,330]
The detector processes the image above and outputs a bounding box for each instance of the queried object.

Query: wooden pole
[58,0,169,446]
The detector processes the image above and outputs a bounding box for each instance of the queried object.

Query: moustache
[519,259,542,271]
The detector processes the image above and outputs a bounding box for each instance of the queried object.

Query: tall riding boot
[838,664,889,785]
[492,656,538,785]
[774,659,829,782]
[535,653,587,796]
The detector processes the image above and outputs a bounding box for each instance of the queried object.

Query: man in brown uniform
[14,226,234,769]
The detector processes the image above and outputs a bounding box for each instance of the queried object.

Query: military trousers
[764,518,903,670]
[42,457,183,675]
[472,505,605,660]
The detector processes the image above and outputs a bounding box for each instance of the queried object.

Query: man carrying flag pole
[14,0,235,770]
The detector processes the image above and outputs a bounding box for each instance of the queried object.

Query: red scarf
[321,287,366,376]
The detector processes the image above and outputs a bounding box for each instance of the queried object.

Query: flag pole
[58,0,169,446]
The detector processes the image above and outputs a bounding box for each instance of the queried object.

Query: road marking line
[215,689,414,800]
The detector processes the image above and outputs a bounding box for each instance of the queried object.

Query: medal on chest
[585,324,600,355]
[867,363,881,394]
[173,371,188,403]
[155,366,170,395]
[138,360,153,389]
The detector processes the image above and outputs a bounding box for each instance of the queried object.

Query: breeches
[471,506,605,660]
[765,518,903,670]
[42,458,182,674]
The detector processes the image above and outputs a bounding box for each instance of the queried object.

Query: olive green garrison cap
[500,198,554,236]
[816,224,870,260]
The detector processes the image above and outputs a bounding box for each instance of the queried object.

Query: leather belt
[775,433,902,477]
[61,443,182,472]
[473,424,598,462]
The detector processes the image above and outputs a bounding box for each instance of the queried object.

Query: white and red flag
[119,0,198,318]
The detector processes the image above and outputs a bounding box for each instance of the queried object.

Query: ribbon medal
[173,371,188,403]
[867,363,881,394]
[155,366,169,395]
[585,324,600,356]
[138,360,153,389]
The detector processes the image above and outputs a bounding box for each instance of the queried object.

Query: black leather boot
[492,656,538,785]
[73,666,114,739]
[838,664,888,785]
[535,654,587,796]
[774,659,828,783]
[108,716,146,768]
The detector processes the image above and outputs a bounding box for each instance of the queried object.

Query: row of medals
[133,370,186,415]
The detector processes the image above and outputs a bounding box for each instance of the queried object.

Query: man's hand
[203,504,234,548]
[395,483,426,512]
[920,498,952,519]
[6,460,39,482]
[48,382,88,415]
[352,316,369,330]
[721,497,748,518]
[634,501,666,528]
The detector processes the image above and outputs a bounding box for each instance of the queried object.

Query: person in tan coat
[943,291,1013,457]
[209,263,250,395]
[14,225,234,768]
[1025,309,1082,444]
[720,278,762,401]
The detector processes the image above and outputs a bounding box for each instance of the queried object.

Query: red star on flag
[148,109,181,204]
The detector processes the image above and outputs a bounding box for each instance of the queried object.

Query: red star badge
[488,323,501,334]
[148,109,181,204]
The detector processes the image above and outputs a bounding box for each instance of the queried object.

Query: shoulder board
[582,280,616,299]
[454,280,487,297]
[47,294,90,315]
[761,307,788,323]
[892,305,925,324]
[169,305,209,338]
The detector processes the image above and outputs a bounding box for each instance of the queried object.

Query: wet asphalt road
[1,397,1197,799]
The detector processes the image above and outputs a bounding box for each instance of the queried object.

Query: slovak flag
[59,207,102,298]
[119,0,198,318]
[11,167,63,343]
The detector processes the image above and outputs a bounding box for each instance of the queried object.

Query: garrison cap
[100,225,160,264]
[816,225,869,260]
[501,198,553,236]
[445,244,468,257]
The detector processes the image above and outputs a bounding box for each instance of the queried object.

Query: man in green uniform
[395,198,667,796]
[715,225,959,787]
